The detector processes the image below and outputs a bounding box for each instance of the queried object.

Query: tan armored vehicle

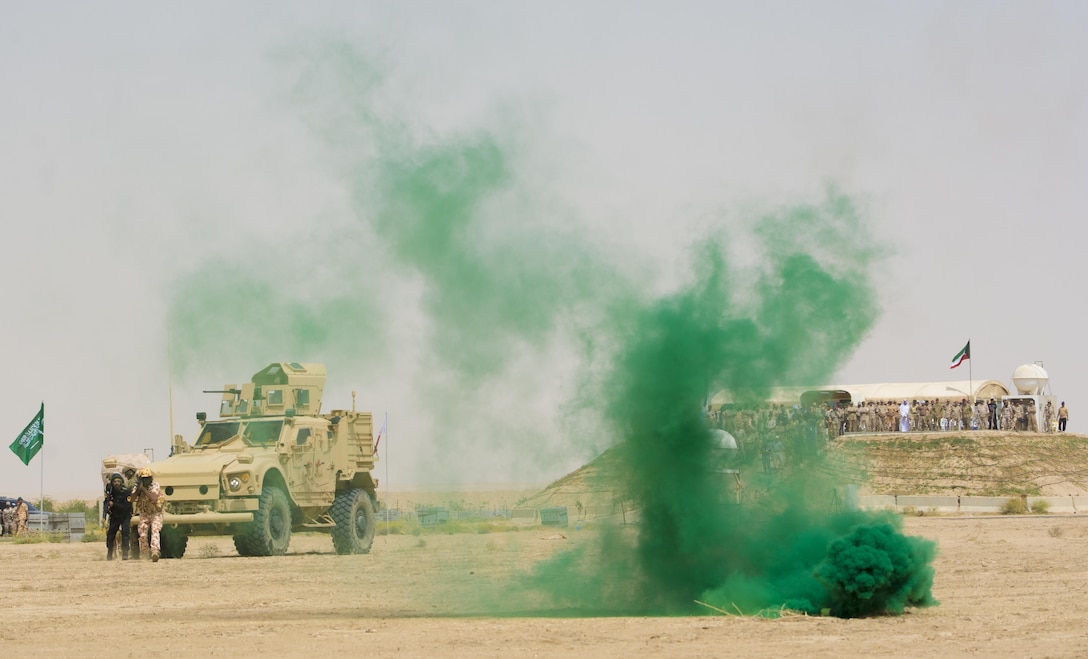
[103,362,379,558]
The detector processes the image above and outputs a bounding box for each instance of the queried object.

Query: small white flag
[375,415,387,451]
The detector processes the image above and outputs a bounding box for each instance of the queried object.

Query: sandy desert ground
[2,513,1088,658]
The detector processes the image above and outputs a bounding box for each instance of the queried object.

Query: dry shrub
[1001,497,1028,515]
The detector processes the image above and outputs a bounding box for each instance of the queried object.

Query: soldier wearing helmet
[103,472,134,560]
[130,467,164,562]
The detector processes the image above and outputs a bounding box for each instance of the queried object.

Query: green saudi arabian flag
[10,403,44,466]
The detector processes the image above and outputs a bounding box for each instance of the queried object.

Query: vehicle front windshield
[242,420,284,446]
[195,422,241,447]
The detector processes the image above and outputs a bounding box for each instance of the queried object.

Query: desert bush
[375,519,414,536]
[82,528,104,543]
[1048,526,1064,538]
[1030,500,1050,514]
[1001,497,1028,515]
[197,543,221,559]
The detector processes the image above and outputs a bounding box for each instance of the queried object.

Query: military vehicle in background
[102,362,379,558]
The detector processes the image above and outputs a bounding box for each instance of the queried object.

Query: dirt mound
[518,446,627,515]
[828,431,1088,496]
[522,432,1088,510]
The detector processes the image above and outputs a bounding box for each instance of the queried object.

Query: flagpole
[39,411,44,533]
[167,316,175,447]
[389,413,393,541]
[970,343,979,411]
[969,353,973,410]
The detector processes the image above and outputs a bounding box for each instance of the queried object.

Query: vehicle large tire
[160,526,189,559]
[129,523,141,560]
[330,488,375,555]
[233,487,291,556]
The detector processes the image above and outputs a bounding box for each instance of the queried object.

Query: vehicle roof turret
[209,362,326,419]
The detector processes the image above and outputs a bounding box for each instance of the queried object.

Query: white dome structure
[711,429,737,450]
[1011,363,1049,395]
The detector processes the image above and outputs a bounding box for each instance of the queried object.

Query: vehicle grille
[166,501,207,515]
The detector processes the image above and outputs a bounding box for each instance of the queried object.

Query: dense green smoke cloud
[525,194,936,617]
[166,38,936,617]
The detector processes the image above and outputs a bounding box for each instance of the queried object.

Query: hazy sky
[2,2,1086,499]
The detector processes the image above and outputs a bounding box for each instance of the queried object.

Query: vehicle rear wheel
[233,487,291,556]
[160,526,189,559]
[330,488,375,555]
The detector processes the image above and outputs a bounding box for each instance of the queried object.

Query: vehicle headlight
[227,472,251,492]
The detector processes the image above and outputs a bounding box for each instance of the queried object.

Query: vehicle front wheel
[233,487,292,556]
[160,525,189,559]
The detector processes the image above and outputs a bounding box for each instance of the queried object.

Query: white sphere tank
[712,429,738,450]
[1011,363,1049,395]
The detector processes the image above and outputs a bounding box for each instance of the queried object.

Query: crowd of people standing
[821,398,1068,435]
[707,397,1071,474]
[0,498,29,537]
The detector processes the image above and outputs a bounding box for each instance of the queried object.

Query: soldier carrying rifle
[130,467,164,562]
[102,472,134,561]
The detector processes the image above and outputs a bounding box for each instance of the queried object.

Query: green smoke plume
[523,194,937,617]
[166,38,937,617]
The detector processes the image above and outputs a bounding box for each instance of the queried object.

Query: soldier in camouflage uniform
[130,467,164,561]
[14,498,29,536]
[1016,401,1027,432]
[1,503,12,536]
[1001,401,1013,431]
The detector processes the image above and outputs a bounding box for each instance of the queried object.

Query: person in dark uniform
[987,399,998,430]
[103,472,134,560]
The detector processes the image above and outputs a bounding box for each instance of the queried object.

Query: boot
[121,546,130,560]
[106,539,115,561]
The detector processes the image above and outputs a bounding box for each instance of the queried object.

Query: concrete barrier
[1027,496,1076,514]
[959,496,1013,513]
[896,495,959,513]
[1072,496,1088,513]
[416,506,449,527]
[540,507,569,527]
[511,508,538,524]
[858,495,896,511]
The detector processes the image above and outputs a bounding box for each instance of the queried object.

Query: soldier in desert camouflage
[14,498,29,536]
[130,467,164,561]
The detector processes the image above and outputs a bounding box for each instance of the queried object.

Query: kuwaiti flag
[950,341,971,369]
[9,403,44,466]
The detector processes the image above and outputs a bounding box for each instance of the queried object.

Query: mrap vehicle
[103,362,379,558]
